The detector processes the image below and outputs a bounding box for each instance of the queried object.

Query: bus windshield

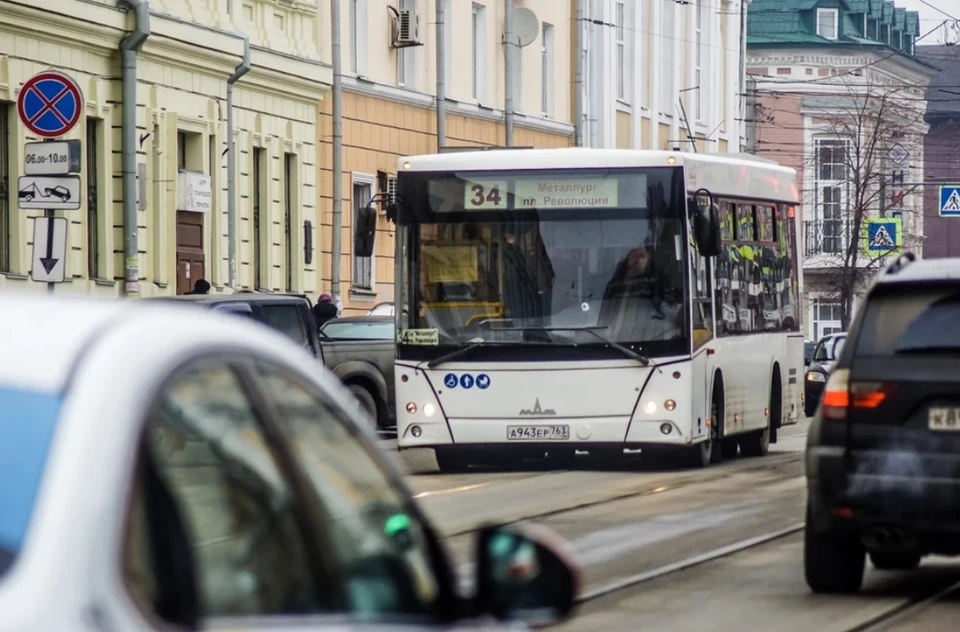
[395,167,690,361]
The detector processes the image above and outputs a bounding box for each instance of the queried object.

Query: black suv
[805,252,960,593]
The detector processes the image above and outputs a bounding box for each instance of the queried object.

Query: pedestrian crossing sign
[939,186,960,217]
[862,217,902,257]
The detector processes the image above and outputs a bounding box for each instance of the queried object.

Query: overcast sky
[895,0,958,45]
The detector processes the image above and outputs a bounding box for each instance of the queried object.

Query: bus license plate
[506,425,570,441]
[929,407,960,431]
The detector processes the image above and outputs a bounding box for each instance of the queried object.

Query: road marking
[413,483,490,499]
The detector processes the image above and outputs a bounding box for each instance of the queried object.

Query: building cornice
[0,0,126,55]
[246,47,331,102]
[342,76,575,138]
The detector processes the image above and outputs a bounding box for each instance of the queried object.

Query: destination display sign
[459,175,644,210]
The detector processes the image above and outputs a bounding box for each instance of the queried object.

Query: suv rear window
[855,286,960,356]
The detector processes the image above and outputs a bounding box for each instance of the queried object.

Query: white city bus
[378,149,804,471]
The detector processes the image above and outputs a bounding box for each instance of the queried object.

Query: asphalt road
[383,421,960,630]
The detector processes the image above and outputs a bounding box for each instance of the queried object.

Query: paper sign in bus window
[424,245,479,283]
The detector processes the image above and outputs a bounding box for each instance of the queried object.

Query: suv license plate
[507,425,570,441]
[928,407,960,432]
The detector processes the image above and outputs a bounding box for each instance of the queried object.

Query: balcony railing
[803,219,850,258]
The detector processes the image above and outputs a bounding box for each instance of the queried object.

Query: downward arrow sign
[40,217,58,274]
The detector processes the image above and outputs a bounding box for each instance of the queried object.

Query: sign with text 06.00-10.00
[463,177,632,211]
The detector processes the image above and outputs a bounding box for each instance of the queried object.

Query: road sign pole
[44,209,54,293]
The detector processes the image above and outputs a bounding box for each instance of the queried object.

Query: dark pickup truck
[157,293,396,428]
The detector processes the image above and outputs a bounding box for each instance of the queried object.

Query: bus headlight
[664,399,677,412]
[405,402,417,414]
[423,403,436,417]
[644,401,657,414]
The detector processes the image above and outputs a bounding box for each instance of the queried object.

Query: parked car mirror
[473,523,580,626]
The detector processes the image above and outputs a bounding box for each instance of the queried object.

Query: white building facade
[580,0,748,153]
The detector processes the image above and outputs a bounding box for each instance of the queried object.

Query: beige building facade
[0,0,329,296]
[322,0,576,313]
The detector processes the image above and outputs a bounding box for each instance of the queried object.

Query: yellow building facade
[0,0,330,296]
[323,0,576,314]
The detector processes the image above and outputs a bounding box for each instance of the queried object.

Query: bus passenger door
[690,242,715,442]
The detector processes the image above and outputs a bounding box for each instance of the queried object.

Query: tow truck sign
[18,175,82,211]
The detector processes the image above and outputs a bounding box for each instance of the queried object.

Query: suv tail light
[821,369,850,421]
[821,369,896,421]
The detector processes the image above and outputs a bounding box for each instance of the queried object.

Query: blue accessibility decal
[441,372,491,390]
[460,374,475,389]
[476,374,491,389]
[444,373,458,388]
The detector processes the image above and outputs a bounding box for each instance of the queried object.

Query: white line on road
[413,483,490,499]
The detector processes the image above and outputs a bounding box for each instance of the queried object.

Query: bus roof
[397,148,800,205]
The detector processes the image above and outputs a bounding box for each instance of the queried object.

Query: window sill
[349,288,377,301]
[153,281,168,289]
[1,272,29,281]
[93,278,116,287]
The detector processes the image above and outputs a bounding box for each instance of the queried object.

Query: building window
[541,22,554,115]
[177,132,187,170]
[660,0,675,114]
[812,299,843,341]
[472,3,487,101]
[284,153,294,292]
[816,9,838,40]
[350,0,367,75]
[86,118,101,278]
[0,103,10,273]
[352,174,374,291]
[807,138,849,257]
[615,1,627,101]
[252,147,263,290]
[397,0,415,87]
[695,0,703,120]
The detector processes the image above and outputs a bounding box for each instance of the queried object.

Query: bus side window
[736,204,755,241]
[756,205,775,242]
[719,202,735,241]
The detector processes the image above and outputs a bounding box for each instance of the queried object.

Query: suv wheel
[348,384,379,427]
[804,506,865,594]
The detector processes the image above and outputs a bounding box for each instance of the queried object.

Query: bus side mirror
[354,203,377,258]
[690,191,720,258]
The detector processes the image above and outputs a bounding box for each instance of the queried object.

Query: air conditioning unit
[392,8,422,47]
[382,176,397,215]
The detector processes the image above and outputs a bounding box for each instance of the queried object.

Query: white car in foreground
[0,295,579,631]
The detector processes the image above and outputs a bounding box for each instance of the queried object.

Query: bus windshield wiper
[511,326,650,366]
[427,340,486,368]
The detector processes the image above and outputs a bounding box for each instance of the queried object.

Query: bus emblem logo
[520,399,556,416]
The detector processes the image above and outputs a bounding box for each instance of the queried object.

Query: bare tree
[802,75,926,329]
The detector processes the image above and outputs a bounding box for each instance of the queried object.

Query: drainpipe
[227,35,251,289]
[504,0,515,146]
[574,0,584,147]
[119,0,150,296]
[330,0,344,306]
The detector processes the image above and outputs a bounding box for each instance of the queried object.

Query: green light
[384,513,411,536]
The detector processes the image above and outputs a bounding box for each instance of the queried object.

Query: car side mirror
[688,189,721,258]
[354,203,377,258]
[473,523,580,626]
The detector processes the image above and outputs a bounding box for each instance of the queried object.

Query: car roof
[323,315,394,325]
[877,256,960,285]
[0,294,315,395]
[156,292,310,304]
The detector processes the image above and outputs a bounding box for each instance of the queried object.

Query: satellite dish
[510,8,540,48]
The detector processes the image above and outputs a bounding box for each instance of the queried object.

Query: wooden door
[176,211,205,294]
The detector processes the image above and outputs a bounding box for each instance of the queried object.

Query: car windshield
[856,286,960,356]
[813,335,845,362]
[322,320,395,340]
[395,167,689,360]
[0,387,62,578]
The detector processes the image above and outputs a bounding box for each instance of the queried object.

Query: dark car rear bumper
[808,445,960,550]
[804,380,825,414]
